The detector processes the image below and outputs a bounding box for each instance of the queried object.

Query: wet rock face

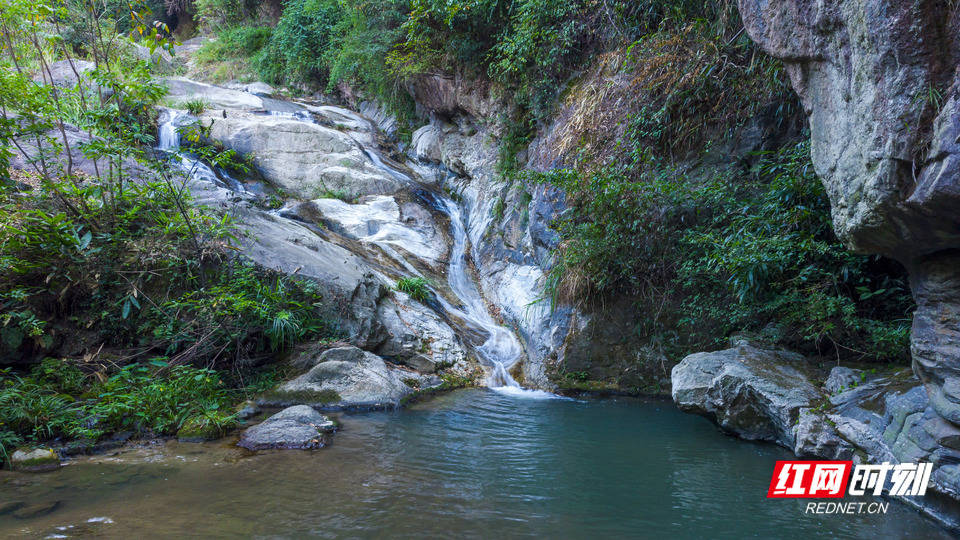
[910,252,960,426]
[737,0,960,426]
[375,294,469,372]
[671,342,822,447]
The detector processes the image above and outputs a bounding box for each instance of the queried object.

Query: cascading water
[341,135,527,389]
[157,109,248,193]
[158,109,190,151]
[157,103,531,391]
[440,199,522,388]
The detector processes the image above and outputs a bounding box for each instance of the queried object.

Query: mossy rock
[177,417,227,443]
[8,448,60,472]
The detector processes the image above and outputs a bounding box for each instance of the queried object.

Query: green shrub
[181,98,208,115]
[195,26,273,65]
[535,141,913,362]
[396,276,432,303]
[255,0,342,86]
[89,363,234,436]
[0,360,240,457]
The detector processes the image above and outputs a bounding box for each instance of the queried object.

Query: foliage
[254,0,341,87]
[194,25,274,81]
[150,261,336,361]
[89,362,234,435]
[396,276,432,303]
[0,360,241,464]
[181,98,208,115]
[535,141,914,362]
[0,0,341,456]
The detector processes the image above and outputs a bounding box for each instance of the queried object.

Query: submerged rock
[265,346,412,410]
[238,405,335,451]
[671,341,822,447]
[7,448,60,473]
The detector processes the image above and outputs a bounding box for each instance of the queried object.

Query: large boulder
[671,342,822,447]
[266,346,413,410]
[164,77,264,110]
[375,294,469,373]
[33,59,95,89]
[238,405,335,451]
[736,0,960,426]
[200,111,402,200]
[10,122,148,180]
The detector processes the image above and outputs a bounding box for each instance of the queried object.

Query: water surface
[0,389,949,538]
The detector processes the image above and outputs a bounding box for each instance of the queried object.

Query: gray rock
[237,405,334,451]
[199,110,402,200]
[671,342,822,447]
[268,346,412,410]
[737,0,960,428]
[8,448,60,472]
[164,77,264,110]
[33,59,95,88]
[299,196,446,266]
[243,82,275,97]
[375,294,468,372]
[227,208,387,348]
[824,366,865,395]
[411,124,442,163]
[359,101,398,139]
[131,43,173,72]
[235,400,260,421]
[794,409,855,460]
[10,122,147,180]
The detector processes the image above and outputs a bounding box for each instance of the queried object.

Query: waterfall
[352,144,526,389]
[440,199,523,388]
[158,109,190,151]
[157,102,530,391]
[157,109,248,193]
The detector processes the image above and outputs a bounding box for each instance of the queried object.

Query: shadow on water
[0,389,951,539]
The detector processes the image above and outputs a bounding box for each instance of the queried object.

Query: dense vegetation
[0,0,338,463]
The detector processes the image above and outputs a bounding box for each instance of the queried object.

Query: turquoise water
[0,389,951,538]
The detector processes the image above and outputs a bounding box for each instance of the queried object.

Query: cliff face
[738,0,960,425]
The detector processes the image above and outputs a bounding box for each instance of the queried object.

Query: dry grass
[530,22,794,172]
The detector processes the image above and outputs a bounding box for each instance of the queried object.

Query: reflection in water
[0,390,949,539]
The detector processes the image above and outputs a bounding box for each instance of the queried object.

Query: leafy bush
[181,98,208,115]
[0,360,241,464]
[396,276,432,303]
[535,141,914,362]
[254,0,342,86]
[195,26,273,65]
[89,362,234,435]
